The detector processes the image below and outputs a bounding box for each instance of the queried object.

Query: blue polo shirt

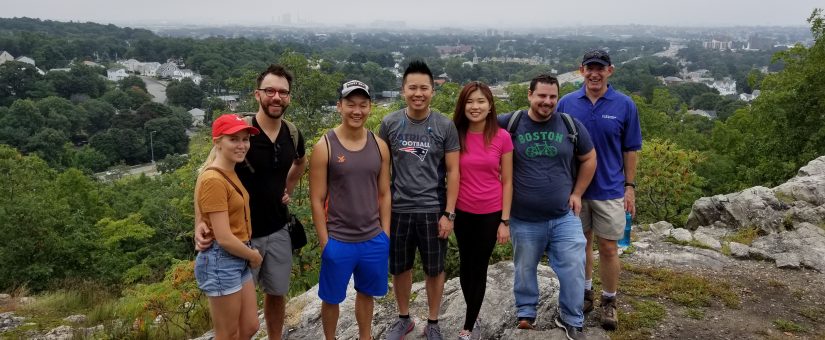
[557,85,642,200]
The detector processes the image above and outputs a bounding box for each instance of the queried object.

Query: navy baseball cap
[582,49,612,66]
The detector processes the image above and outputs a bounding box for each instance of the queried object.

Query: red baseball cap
[212,114,260,139]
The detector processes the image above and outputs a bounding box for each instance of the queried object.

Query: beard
[258,98,288,119]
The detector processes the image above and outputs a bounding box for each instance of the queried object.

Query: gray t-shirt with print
[379,109,460,213]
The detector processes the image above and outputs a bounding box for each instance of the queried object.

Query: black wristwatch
[501,219,510,227]
[442,211,456,221]
[624,181,637,189]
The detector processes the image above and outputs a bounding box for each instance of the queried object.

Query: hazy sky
[2,0,821,28]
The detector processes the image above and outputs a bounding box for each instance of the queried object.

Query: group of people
[191,48,642,340]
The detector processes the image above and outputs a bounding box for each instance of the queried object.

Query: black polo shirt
[236,117,305,238]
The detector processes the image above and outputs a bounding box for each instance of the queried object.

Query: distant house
[48,68,71,73]
[710,78,737,96]
[15,56,35,66]
[662,76,684,85]
[686,109,718,119]
[118,59,141,72]
[156,62,180,79]
[217,95,240,111]
[739,90,761,102]
[0,51,14,64]
[82,60,103,68]
[188,108,206,126]
[138,62,161,77]
[107,68,128,82]
[380,91,400,99]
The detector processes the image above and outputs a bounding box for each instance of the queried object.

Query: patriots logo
[399,147,428,161]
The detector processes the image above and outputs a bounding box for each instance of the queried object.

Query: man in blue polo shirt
[557,49,642,331]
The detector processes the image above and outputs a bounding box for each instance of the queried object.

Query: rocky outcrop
[194,261,609,340]
[678,156,825,272]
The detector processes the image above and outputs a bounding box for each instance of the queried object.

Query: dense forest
[1,11,824,338]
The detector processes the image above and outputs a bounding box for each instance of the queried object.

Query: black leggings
[454,208,501,331]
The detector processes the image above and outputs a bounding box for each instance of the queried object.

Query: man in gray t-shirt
[379,60,460,340]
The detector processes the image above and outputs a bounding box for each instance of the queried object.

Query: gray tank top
[325,130,383,242]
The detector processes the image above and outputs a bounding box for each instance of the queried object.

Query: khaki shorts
[251,228,292,296]
[580,198,625,241]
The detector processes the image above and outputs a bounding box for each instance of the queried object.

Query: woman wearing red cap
[194,114,263,339]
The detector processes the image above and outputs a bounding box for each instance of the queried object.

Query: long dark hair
[453,81,498,153]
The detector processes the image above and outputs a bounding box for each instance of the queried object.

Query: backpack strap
[558,112,579,154]
[241,113,300,154]
[506,110,524,134]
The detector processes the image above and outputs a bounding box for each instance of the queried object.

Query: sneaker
[470,318,481,340]
[516,317,535,330]
[386,318,415,340]
[423,323,443,340]
[554,315,586,340]
[583,289,594,313]
[600,296,618,331]
[457,329,471,340]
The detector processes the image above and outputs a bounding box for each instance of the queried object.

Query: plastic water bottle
[618,212,632,248]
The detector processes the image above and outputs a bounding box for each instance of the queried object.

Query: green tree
[431,82,460,116]
[119,75,147,92]
[166,78,205,109]
[636,139,706,225]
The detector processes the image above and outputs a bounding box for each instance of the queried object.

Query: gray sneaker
[386,318,415,340]
[423,322,443,340]
[470,318,481,340]
[554,315,586,340]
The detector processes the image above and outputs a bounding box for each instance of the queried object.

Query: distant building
[436,45,473,57]
[0,51,14,64]
[686,109,717,119]
[380,91,400,99]
[739,90,761,102]
[188,108,206,126]
[710,78,737,96]
[157,62,180,79]
[118,59,142,72]
[703,39,733,50]
[15,56,35,66]
[82,60,103,68]
[138,62,161,77]
[662,76,684,85]
[107,68,128,82]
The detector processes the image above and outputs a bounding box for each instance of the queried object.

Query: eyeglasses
[257,87,291,98]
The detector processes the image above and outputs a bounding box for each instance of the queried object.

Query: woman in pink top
[452,81,513,340]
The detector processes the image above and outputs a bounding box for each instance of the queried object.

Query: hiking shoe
[600,296,618,331]
[423,323,443,340]
[583,289,594,313]
[457,329,471,340]
[516,317,535,330]
[554,315,586,340]
[386,318,415,340]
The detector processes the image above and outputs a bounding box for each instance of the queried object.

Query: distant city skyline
[1,0,821,28]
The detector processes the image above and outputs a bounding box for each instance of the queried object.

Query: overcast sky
[2,0,821,28]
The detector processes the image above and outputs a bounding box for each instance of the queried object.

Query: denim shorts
[195,242,253,297]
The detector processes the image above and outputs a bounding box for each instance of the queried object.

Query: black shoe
[516,317,535,330]
[554,315,586,340]
[583,289,594,313]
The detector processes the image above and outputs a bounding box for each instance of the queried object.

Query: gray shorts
[251,228,292,296]
[580,198,625,241]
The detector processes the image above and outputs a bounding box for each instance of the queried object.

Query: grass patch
[767,279,787,289]
[720,242,731,256]
[791,289,805,300]
[799,307,825,321]
[773,319,806,333]
[609,299,666,340]
[686,308,705,320]
[623,263,740,309]
[724,226,761,246]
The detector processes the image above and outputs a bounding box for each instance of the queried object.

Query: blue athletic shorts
[318,232,390,304]
[195,241,253,297]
